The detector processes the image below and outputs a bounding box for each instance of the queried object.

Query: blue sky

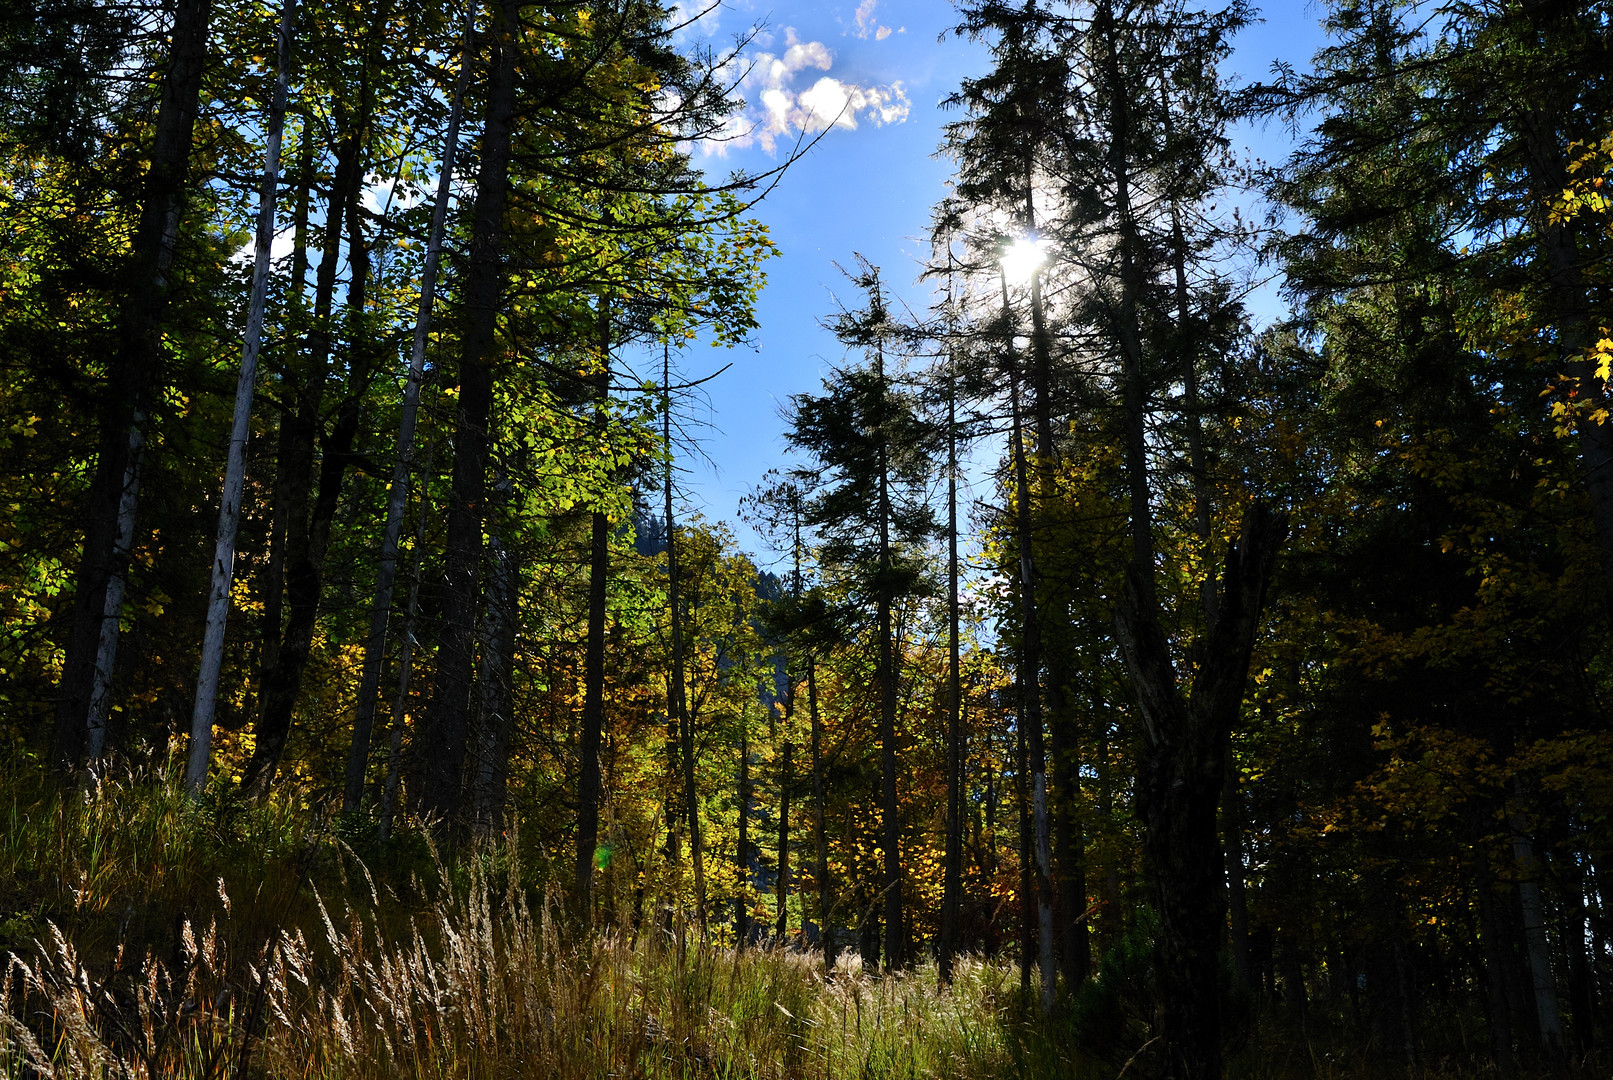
[660,0,1331,564]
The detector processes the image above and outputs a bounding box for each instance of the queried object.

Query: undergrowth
[0,764,1578,1079]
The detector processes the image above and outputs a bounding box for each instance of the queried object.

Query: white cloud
[852,0,897,42]
[704,26,909,156]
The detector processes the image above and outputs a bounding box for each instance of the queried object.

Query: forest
[0,0,1609,1077]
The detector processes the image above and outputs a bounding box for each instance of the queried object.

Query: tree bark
[1006,350,1055,1015]
[809,660,833,972]
[874,322,903,972]
[776,739,792,940]
[470,495,516,837]
[53,0,214,770]
[666,373,707,935]
[186,0,296,796]
[735,716,751,946]
[85,415,143,766]
[379,476,431,844]
[417,0,518,829]
[938,349,964,985]
[1114,506,1286,1080]
[575,302,611,916]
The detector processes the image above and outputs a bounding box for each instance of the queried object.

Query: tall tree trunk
[735,716,751,946]
[186,0,296,795]
[1015,663,1033,998]
[1005,345,1055,1015]
[938,349,964,985]
[1025,184,1086,994]
[575,302,611,915]
[665,364,707,935]
[776,739,792,939]
[874,323,903,973]
[417,0,518,829]
[1555,835,1595,1054]
[470,493,516,838]
[809,660,833,972]
[85,416,143,766]
[379,476,431,843]
[53,0,214,769]
[345,4,474,815]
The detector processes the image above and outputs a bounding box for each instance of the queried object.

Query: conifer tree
[784,259,935,969]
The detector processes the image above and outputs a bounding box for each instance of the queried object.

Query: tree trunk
[185,0,296,796]
[1095,5,1286,1072]
[938,357,964,984]
[809,660,833,972]
[1015,664,1033,998]
[735,716,751,947]
[575,328,610,916]
[776,739,792,940]
[417,0,518,829]
[85,415,143,766]
[666,372,707,935]
[1005,352,1055,1015]
[53,0,214,770]
[1024,186,1086,996]
[470,497,516,838]
[379,476,431,844]
[345,4,473,815]
[875,331,903,972]
[1114,506,1285,1080]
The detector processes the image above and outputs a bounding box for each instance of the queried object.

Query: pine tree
[784,258,935,970]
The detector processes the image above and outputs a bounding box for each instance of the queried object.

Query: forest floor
[0,765,1569,1079]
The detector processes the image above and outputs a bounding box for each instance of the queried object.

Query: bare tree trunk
[871,309,903,973]
[379,478,431,843]
[665,363,707,935]
[470,492,516,837]
[418,0,518,830]
[1015,663,1033,998]
[809,661,833,972]
[85,416,143,766]
[185,0,295,795]
[938,350,964,985]
[345,3,474,815]
[735,716,751,947]
[776,739,792,940]
[575,303,611,916]
[1005,346,1055,1015]
[54,0,214,770]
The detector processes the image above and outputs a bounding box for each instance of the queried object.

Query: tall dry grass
[0,768,1030,1079]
